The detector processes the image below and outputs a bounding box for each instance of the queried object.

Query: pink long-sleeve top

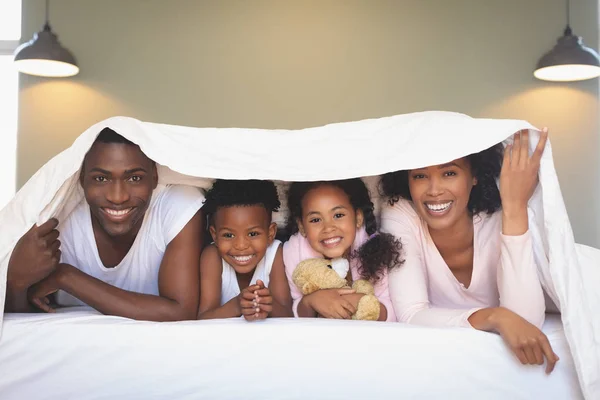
[283,227,396,322]
[380,199,545,328]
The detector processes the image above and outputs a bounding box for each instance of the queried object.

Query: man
[5,128,204,321]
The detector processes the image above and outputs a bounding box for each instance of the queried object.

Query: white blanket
[0,309,582,400]
[0,111,598,398]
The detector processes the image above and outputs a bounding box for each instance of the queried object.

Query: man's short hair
[95,127,135,145]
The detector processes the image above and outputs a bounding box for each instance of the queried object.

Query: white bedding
[0,309,582,400]
[1,111,598,398]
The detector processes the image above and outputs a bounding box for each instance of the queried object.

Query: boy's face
[210,205,277,275]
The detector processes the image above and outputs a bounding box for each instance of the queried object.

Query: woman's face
[407,157,477,232]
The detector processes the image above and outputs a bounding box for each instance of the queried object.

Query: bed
[1,112,598,398]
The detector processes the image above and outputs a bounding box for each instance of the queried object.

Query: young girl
[197,179,292,320]
[283,178,403,321]
[380,129,559,372]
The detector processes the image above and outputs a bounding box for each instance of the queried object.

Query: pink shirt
[380,199,545,328]
[283,227,396,322]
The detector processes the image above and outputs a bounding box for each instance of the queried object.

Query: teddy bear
[291,257,381,320]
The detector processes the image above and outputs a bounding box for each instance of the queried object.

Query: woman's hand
[499,128,548,235]
[470,307,559,373]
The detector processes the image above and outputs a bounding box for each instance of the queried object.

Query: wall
[18,0,600,247]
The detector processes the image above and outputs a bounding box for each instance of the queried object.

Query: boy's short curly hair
[203,179,281,223]
[380,143,504,215]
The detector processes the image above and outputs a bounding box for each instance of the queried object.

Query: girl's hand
[305,288,357,319]
[341,293,365,311]
[499,128,548,235]
[490,308,559,373]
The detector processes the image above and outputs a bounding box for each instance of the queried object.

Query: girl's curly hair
[380,143,503,214]
[286,179,403,282]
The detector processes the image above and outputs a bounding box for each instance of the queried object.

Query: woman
[380,129,559,373]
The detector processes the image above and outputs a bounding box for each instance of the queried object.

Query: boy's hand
[239,284,261,320]
[251,279,273,319]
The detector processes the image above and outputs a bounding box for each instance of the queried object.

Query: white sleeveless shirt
[220,240,281,305]
[56,184,204,306]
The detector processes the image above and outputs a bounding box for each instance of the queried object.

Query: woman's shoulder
[474,210,502,233]
[380,198,422,231]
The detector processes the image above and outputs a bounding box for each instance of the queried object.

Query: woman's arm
[468,306,559,373]
[497,129,549,328]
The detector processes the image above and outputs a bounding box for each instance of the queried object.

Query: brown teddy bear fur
[292,258,380,321]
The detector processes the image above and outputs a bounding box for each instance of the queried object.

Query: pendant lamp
[13,0,79,77]
[534,0,600,82]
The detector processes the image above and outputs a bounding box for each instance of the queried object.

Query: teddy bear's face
[292,258,349,295]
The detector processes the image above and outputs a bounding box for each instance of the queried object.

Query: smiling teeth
[105,208,132,216]
[323,237,341,245]
[233,255,253,262]
[426,202,452,211]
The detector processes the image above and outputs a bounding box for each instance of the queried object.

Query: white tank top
[220,240,281,305]
[56,184,204,306]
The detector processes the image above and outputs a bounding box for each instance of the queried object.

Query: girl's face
[210,205,276,275]
[297,185,363,259]
[408,157,477,232]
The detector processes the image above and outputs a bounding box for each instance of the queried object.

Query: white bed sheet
[0,309,582,400]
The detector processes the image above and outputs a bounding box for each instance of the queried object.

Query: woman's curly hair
[286,179,403,282]
[380,143,504,215]
[203,179,281,223]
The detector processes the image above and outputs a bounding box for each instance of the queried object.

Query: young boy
[197,179,292,320]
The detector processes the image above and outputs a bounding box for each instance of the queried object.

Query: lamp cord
[565,0,572,35]
[43,0,51,31]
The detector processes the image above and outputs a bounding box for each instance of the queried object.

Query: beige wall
[19,0,600,247]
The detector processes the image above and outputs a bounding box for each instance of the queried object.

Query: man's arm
[29,210,204,321]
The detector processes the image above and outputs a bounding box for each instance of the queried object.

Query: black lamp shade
[534,30,600,82]
[13,24,79,77]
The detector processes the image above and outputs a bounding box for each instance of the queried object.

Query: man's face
[81,141,158,238]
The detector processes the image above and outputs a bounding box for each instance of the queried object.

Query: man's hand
[27,263,74,313]
[7,218,61,290]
